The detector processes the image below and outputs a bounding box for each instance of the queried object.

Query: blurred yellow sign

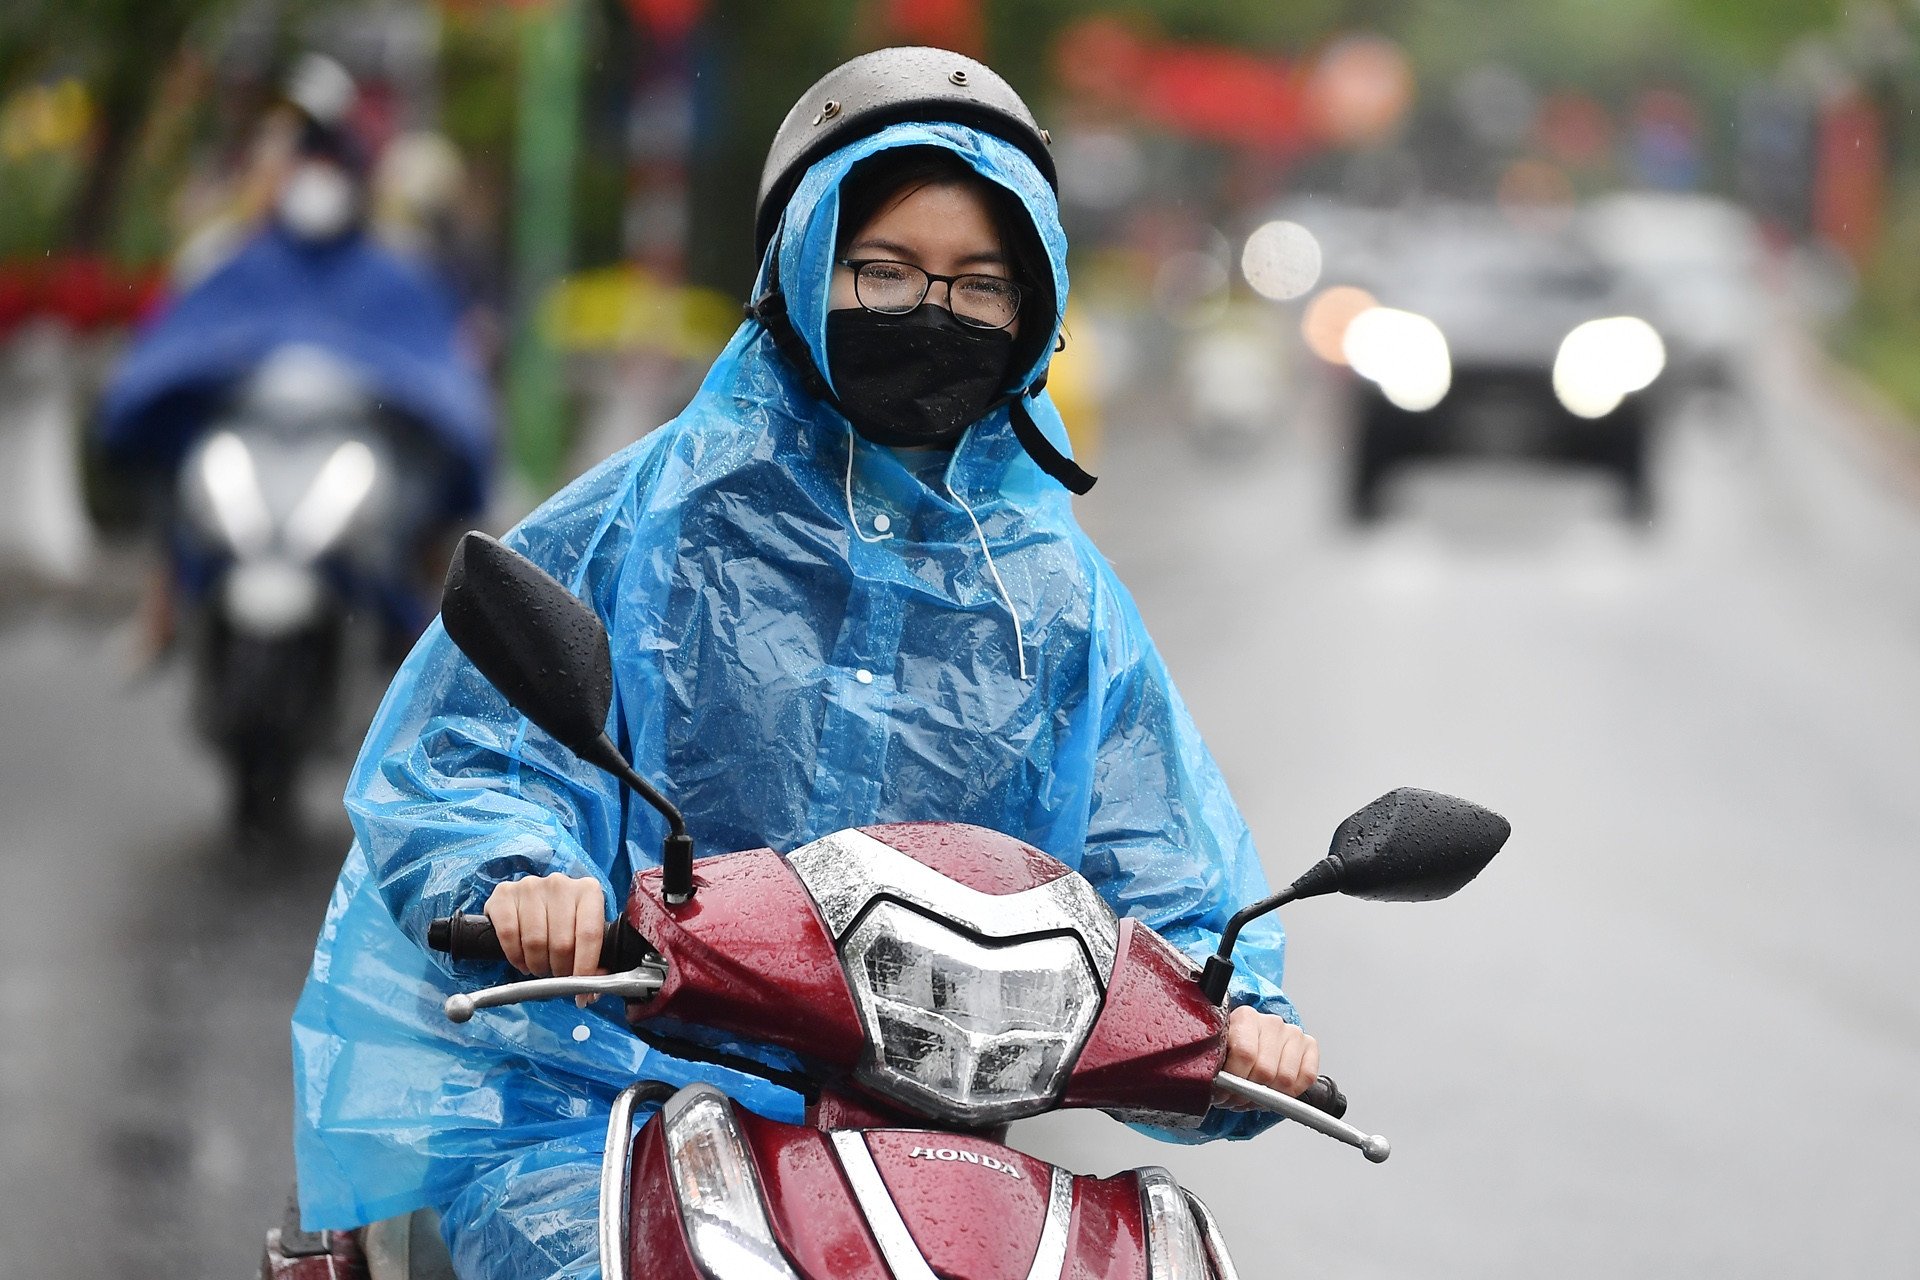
[0,80,93,162]
[543,265,738,358]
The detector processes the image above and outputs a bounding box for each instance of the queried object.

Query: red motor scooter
[264,533,1508,1280]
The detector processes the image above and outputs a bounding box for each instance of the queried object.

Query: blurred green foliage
[441,6,520,168]
[1,0,234,255]
[682,0,861,292]
[0,150,83,258]
[1677,0,1848,62]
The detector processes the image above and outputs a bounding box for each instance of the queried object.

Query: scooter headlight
[195,432,273,556]
[1552,316,1665,418]
[222,559,323,637]
[842,902,1102,1125]
[285,439,380,558]
[662,1085,799,1280]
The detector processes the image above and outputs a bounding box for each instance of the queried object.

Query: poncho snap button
[872,513,891,533]
[855,668,874,684]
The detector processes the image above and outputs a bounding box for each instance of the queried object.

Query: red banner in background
[1814,91,1884,267]
[881,0,983,56]
[1142,45,1306,153]
[626,0,705,44]
[0,256,163,338]
[1056,18,1419,157]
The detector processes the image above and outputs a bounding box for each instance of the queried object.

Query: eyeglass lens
[854,262,1020,329]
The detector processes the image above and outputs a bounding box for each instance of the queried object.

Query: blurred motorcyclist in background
[95,55,494,833]
[101,55,492,652]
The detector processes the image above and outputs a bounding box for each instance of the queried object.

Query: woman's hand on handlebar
[1215,1006,1319,1110]
[483,874,607,991]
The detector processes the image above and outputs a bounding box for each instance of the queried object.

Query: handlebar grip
[1299,1074,1347,1120]
[426,914,653,971]
[427,914,504,962]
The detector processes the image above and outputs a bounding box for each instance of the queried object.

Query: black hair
[834,147,1054,381]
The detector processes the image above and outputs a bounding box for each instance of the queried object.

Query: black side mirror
[1302,787,1509,903]
[1197,787,1509,1002]
[442,531,617,760]
[440,532,696,903]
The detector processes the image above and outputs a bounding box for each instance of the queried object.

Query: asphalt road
[1024,329,1920,1276]
[2,322,1917,1279]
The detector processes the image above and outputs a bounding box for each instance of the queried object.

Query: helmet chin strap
[747,283,1097,495]
[1004,393,1096,495]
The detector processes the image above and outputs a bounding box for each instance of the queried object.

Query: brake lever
[1213,1070,1391,1163]
[443,961,668,1024]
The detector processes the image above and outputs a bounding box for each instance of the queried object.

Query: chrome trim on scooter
[599,1083,646,1280]
[1182,1189,1241,1280]
[1026,1165,1076,1280]
[788,827,1118,985]
[830,1131,942,1280]
[829,1131,1076,1280]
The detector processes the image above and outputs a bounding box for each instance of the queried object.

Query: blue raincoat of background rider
[290,47,1319,1280]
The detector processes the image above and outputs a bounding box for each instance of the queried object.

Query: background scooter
[174,346,432,837]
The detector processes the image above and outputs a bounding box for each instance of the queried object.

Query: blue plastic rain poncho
[292,121,1295,1279]
[99,225,494,518]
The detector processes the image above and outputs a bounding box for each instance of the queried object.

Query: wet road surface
[3,322,1918,1278]
[1021,330,1920,1276]
[0,611,354,1280]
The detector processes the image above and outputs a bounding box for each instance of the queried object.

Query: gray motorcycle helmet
[754,46,1057,267]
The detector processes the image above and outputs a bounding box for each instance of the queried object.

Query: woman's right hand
[483,874,607,979]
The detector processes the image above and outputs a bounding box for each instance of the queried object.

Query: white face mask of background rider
[278,161,359,242]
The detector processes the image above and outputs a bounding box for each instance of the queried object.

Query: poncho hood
[765,120,1068,398]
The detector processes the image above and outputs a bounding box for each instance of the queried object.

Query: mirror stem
[1199,888,1291,1004]
[581,731,696,904]
[1199,858,1345,1003]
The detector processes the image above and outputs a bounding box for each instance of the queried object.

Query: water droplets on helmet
[753,46,1056,267]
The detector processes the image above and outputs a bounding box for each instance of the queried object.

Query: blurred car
[1333,208,1666,521]
[1580,192,1770,394]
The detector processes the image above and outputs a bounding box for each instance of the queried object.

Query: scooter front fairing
[611,821,1230,1131]
[591,820,1239,1280]
[614,1081,1232,1280]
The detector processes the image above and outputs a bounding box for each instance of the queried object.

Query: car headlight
[196,432,273,556]
[285,439,379,558]
[1552,316,1666,418]
[1342,306,1451,412]
[843,902,1102,1125]
[662,1084,800,1280]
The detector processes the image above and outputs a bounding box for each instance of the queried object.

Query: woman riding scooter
[291,48,1315,1280]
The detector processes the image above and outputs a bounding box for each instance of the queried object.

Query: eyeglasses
[839,259,1025,331]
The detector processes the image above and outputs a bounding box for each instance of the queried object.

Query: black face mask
[824,305,1015,448]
